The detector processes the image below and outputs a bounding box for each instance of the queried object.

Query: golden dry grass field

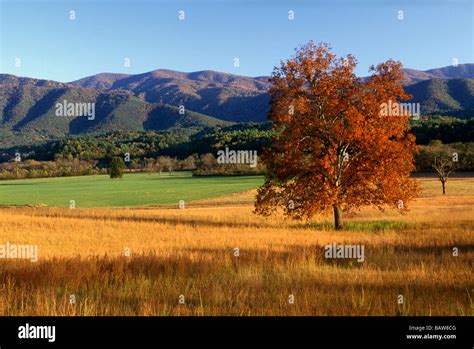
[0,176,472,316]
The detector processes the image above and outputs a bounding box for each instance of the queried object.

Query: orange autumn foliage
[254,42,420,229]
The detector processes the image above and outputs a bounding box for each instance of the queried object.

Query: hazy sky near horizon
[1,0,473,82]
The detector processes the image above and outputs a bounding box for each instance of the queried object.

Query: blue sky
[1,0,473,82]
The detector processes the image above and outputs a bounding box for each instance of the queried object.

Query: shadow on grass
[299,220,412,232]
[0,183,36,186]
[7,208,416,232]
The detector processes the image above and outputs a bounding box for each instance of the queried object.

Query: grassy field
[0,176,472,316]
[0,172,263,207]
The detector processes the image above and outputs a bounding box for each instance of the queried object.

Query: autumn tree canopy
[254,42,419,229]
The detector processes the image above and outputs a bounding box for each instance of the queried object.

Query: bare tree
[167,157,175,176]
[159,156,174,176]
[432,156,455,195]
[144,158,156,175]
[182,155,197,171]
[156,156,167,176]
[199,153,217,171]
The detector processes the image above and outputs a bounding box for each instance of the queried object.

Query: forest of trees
[0,118,472,180]
[410,116,474,144]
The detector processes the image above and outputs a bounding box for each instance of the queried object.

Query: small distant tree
[433,155,455,195]
[144,158,156,175]
[198,153,217,172]
[158,156,174,176]
[167,157,175,175]
[109,157,125,179]
[129,158,139,170]
[182,155,197,170]
[157,156,171,176]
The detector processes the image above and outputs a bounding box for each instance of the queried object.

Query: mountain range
[1,64,473,148]
[400,64,474,84]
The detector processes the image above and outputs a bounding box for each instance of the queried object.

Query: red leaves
[255,42,419,222]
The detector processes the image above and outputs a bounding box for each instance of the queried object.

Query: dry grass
[0,177,472,316]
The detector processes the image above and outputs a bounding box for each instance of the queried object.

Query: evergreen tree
[109,157,125,179]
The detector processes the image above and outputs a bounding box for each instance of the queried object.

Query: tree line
[0,118,472,180]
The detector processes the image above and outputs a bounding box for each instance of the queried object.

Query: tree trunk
[442,180,446,195]
[333,205,343,230]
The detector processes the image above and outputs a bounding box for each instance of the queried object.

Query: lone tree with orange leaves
[255,42,419,230]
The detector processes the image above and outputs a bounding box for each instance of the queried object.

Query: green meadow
[0,172,263,208]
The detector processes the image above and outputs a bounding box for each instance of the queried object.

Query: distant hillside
[71,73,130,90]
[401,64,474,84]
[70,69,271,122]
[1,64,474,148]
[72,66,474,121]
[406,78,474,116]
[0,74,231,148]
